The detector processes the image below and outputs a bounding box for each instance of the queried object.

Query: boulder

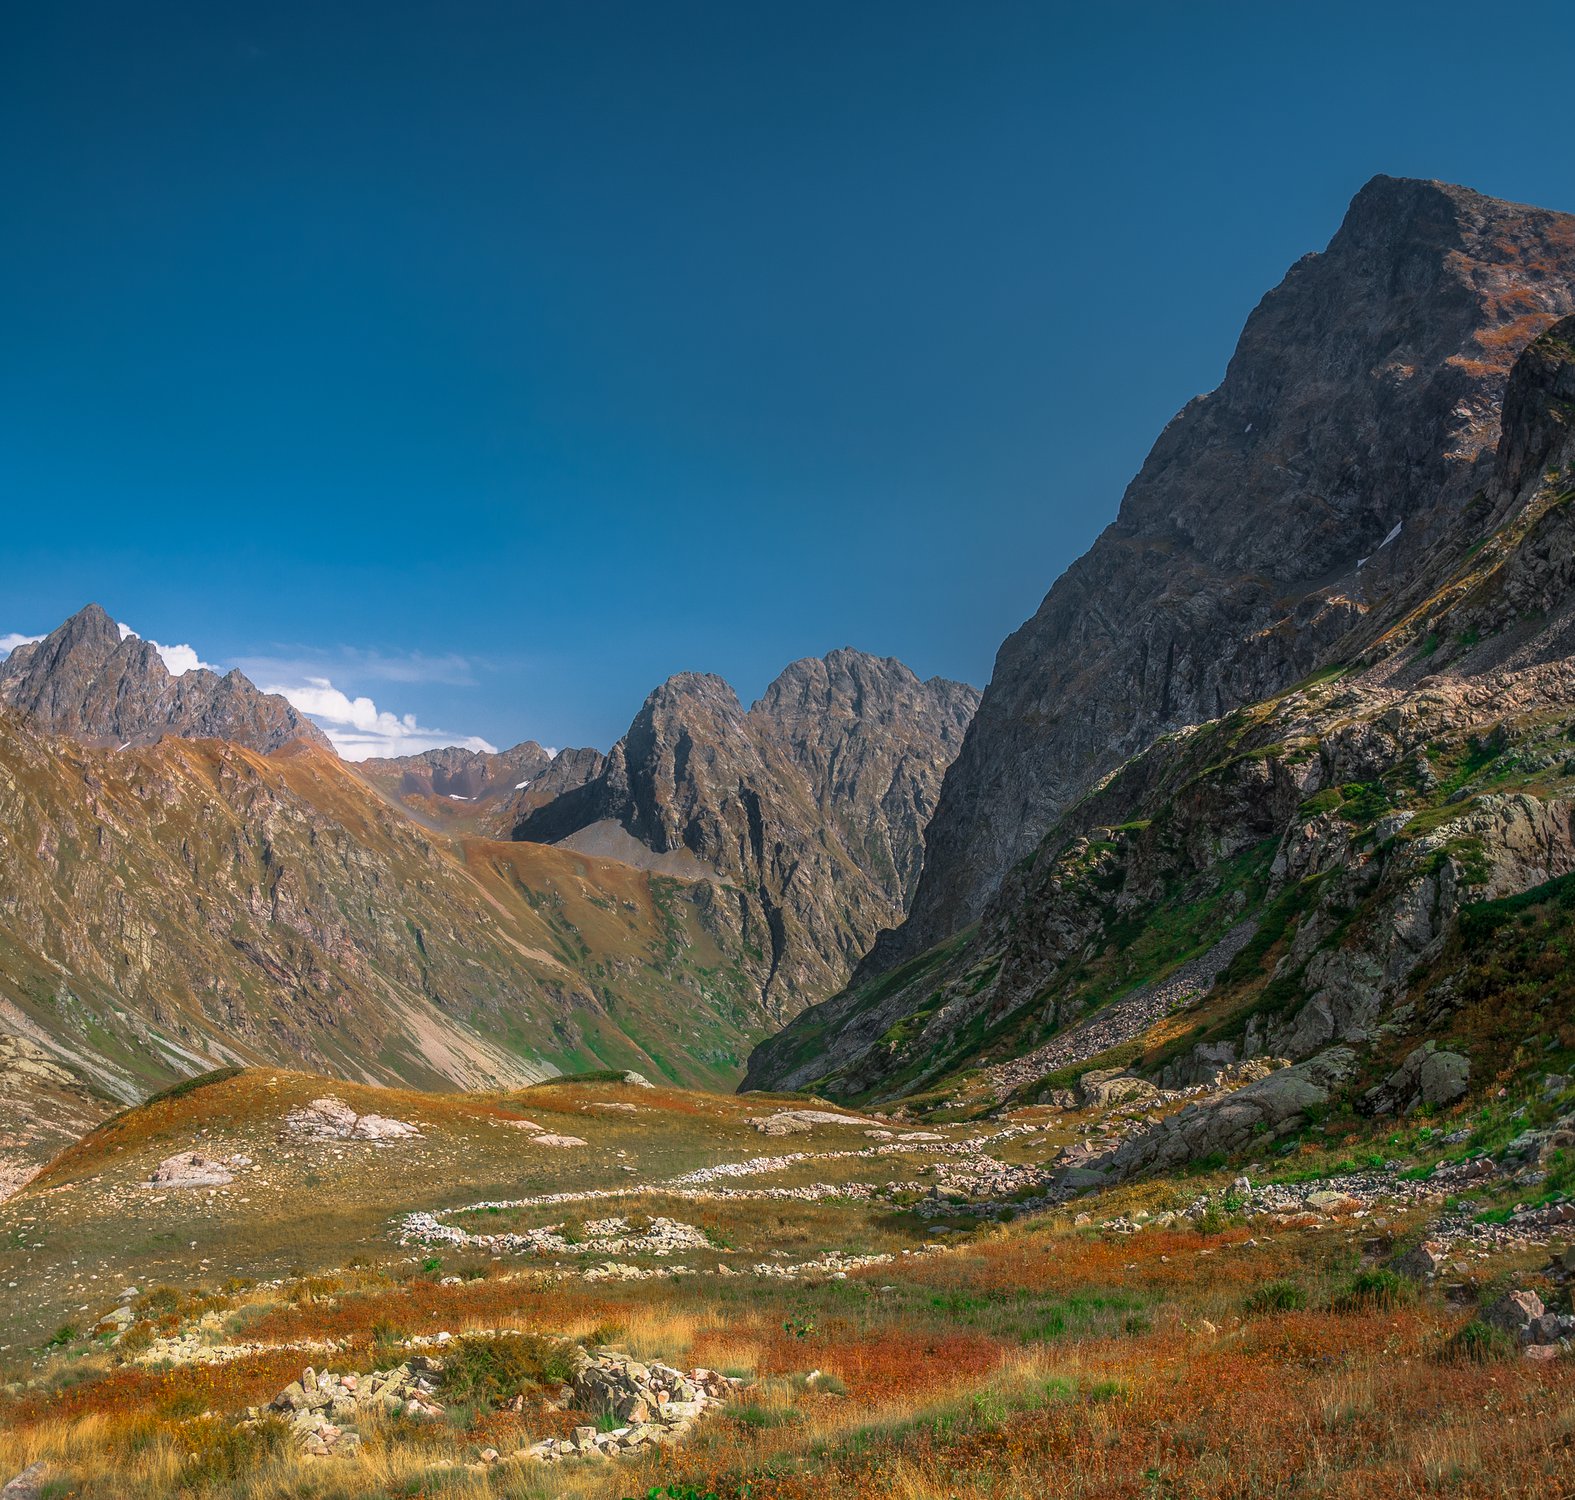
[1482,1289,1545,1341]
[146,1151,239,1189]
[1364,1043,1470,1115]
[1101,1049,1355,1180]
[0,1463,48,1500]
[1078,1069,1162,1110]
[1390,1240,1448,1279]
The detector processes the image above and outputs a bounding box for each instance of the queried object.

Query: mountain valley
[7,174,1575,1500]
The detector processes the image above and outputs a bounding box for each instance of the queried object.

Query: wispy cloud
[0,631,45,660]
[233,647,477,688]
[260,675,498,761]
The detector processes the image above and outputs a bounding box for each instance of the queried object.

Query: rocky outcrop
[514,649,977,1014]
[0,604,328,754]
[284,1098,422,1142]
[866,177,1575,979]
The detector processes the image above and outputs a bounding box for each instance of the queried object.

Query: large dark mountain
[0,603,329,754]
[749,180,1575,1111]
[511,648,979,1016]
[864,176,1575,983]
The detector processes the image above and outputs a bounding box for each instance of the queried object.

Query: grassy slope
[0,720,776,1142]
[1,1047,1572,1499]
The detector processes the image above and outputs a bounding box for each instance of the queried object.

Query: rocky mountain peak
[510,648,978,1014]
[0,604,331,755]
[864,175,1575,981]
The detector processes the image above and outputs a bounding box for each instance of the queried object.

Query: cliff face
[0,604,329,754]
[874,177,1575,979]
[746,314,1575,1109]
[512,649,978,1015]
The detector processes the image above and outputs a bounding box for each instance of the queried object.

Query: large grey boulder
[1365,1042,1470,1115]
[1098,1049,1356,1180]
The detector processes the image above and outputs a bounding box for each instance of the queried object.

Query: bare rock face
[872,177,1575,978]
[512,649,978,1014]
[0,604,329,754]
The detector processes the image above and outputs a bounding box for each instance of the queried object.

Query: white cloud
[263,675,498,761]
[0,631,44,660]
[115,622,214,677]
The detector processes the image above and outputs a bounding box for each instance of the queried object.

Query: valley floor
[0,1068,1571,1499]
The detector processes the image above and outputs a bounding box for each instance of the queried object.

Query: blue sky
[3,2,1573,756]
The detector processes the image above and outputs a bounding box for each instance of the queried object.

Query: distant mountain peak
[512,646,979,1014]
[0,604,330,754]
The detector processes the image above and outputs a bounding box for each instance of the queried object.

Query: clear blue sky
[3,2,1573,755]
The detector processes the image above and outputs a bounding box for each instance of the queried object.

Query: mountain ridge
[0,603,331,755]
[855,173,1575,987]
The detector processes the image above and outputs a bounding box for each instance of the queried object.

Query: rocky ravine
[867,175,1575,980]
[513,649,978,1016]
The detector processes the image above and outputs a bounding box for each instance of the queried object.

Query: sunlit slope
[0,712,774,1145]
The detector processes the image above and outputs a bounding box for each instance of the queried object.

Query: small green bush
[1443,1320,1517,1364]
[1331,1270,1414,1313]
[437,1332,576,1407]
[1244,1279,1308,1315]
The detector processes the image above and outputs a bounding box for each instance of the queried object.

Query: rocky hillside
[871,176,1575,980]
[512,649,978,1016]
[0,704,794,1187]
[748,265,1575,1135]
[0,604,329,754]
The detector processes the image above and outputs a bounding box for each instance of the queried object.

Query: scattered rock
[286,1098,421,1142]
[529,1133,587,1148]
[146,1150,249,1189]
[524,1350,741,1463]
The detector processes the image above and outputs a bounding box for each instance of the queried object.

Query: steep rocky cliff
[748,230,1575,1121]
[512,649,978,1015]
[872,177,1575,980]
[0,604,329,754]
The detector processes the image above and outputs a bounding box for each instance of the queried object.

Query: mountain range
[6,173,1575,1208]
[0,611,974,1189]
